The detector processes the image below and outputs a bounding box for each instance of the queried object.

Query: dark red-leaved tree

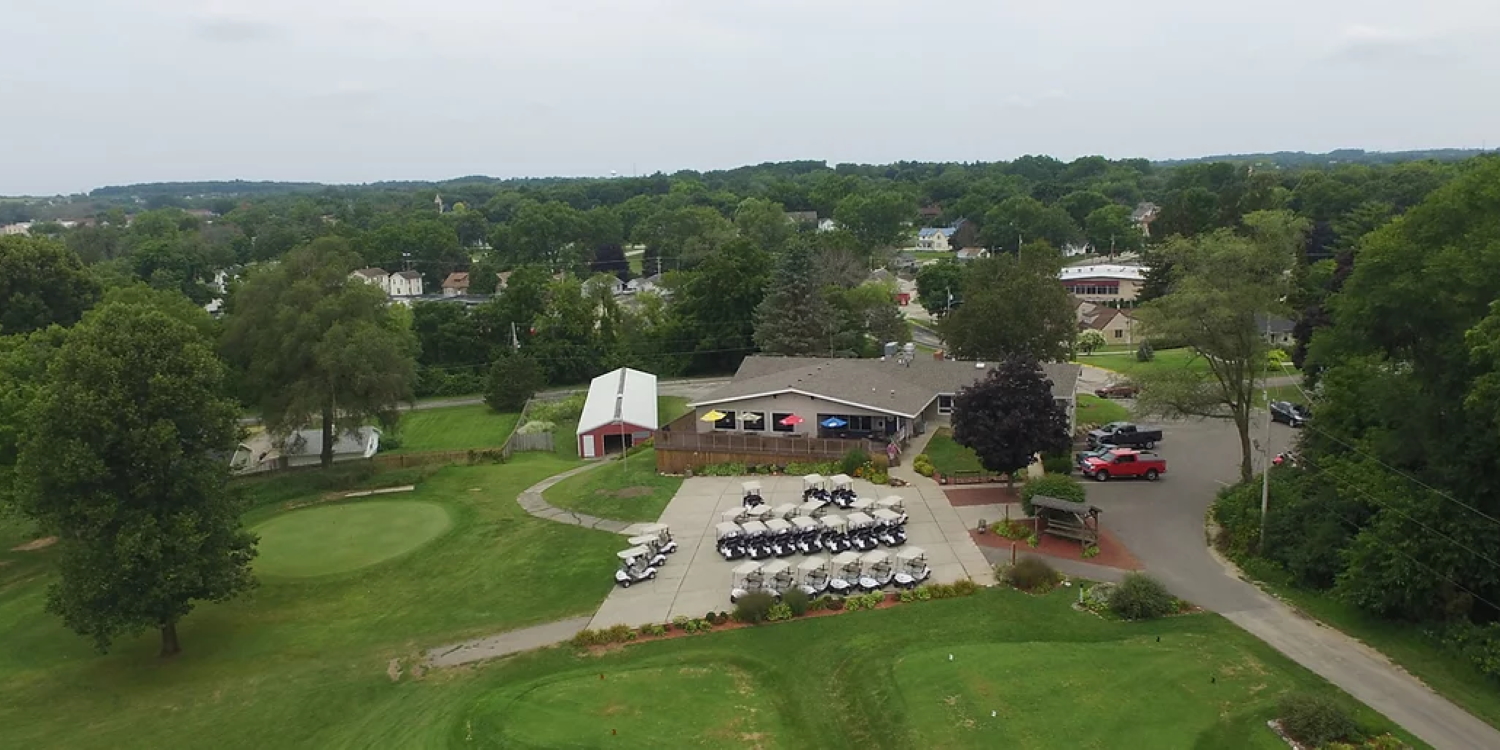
[951,356,1071,489]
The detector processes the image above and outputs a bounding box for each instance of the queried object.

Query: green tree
[733,197,793,252]
[1134,211,1304,481]
[1083,204,1142,254]
[15,298,254,655]
[0,326,68,508]
[363,218,466,289]
[668,239,770,373]
[951,357,1071,489]
[980,196,1080,252]
[753,241,836,356]
[1076,329,1106,355]
[940,245,1075,362]
[914,260,966,316]
[0,235,102,335]
[632,206,735,272]
[484,354,545,412]
[1059,190,1111,226]
[222,238,418,468]
[833,190,915,253]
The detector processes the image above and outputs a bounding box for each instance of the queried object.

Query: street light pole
[1259,388,1272,550]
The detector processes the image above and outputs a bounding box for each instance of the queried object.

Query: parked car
[1079,449,1167,482]
[1087,422,1164,449]
[1074,445,1113,470]
[1270,400,1311,427]
[1094,382,1140,399]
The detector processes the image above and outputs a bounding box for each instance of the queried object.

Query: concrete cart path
[515,461,634,534]
[424,616,593,668]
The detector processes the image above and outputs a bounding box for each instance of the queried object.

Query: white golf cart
[770,503,800,521]
[872,508,906,547]
[797,499,828,518]
[740,520,773,560]
[877,496,908,524]
[830,551,863,594]
[848,497,875,515]
[715,521,746,561]
[761,559,794,596]
[801,473,828,502]
[722,508,749,526]
[829,473,855,507]
[790,516,823,554]
[742,480,764,508]
[743,504,774,523]
[638,523,677,554]
[820,514,849,553]
[729,560,766,603]
[858,550,894,591]
[893,546,931,588]
[796,555,832,596]
[615,546,659,588]
[763,518,796,557]
[846,511,878,551]
[627,535,670,566]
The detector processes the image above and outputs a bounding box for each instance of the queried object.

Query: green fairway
[1076,392,1130,425]
[388,405,519,454]
[253,501,452,577]
[923,427,984,475]
[544,448,683,522]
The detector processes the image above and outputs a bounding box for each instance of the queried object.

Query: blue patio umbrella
[820,417,848,429]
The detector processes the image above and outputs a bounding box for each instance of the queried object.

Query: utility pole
[510,321,519,351]
[1259,387,1272,550]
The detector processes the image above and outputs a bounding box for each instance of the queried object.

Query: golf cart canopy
[790,517,819,532]
[832,551,863,566]
[847,512,875,527]
[760,559,792,576]
[638,523,669,536]
[860,550,890,565]
[721,508,747,523]
[741,481,762,494]
[617,545,651,561]
[896,546,927,563]
[798,500,826,514]
[740,520,769,535]
[764,518,792,533]
[715,522,742,538]
[878,496,905,509]
[849,498,874,512]
[797,556,829,572]
[872,509,902,524]
[732,560,763,576]
[801,473,825,487]
[770,503,799,518]
[628,535,658,548]
[821,514,848,531]
[829,473,853,488]
[744,505,773,520]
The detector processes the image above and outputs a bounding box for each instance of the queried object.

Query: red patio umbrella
[778,414,804,426]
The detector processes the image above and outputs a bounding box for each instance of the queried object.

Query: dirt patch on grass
[11,536,57,552]
[597,486,655,499]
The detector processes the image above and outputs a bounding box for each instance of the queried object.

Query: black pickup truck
[1087,422,1164,449]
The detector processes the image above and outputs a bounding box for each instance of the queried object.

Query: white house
[1058,264,1147,303]
[229,427,380,474]
[954,247,988,262]
[389,270,423,297]
[917,227,957,252]
[1,222,33,236]
[351,268,391,295]
[817,218,838,233]
[442,272,470,297]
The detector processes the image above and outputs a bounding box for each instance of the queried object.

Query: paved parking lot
[589,472,995,629]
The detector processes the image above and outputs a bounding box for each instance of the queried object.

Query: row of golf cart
[729,547,932,602]
[718,487,909,561]
[614,523,677,588]
[742,474,863,511]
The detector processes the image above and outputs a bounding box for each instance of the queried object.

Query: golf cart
[740,520,773,560]
[876,496,908,524]
[830,551,863,594]
[846,512,878,551]
[858,550,894,591]
[802,473,829,502]
[872,508,906,547]
[848,497,874,515]
[742,481,764,508]
[797,499,828,518]
[829,474,856,508]
[729,561,767,603]
[715,521,746,561]
[770,503,800,521]
[743,504,774,524]
[637,523,677,554]
[796,555,832,596]
[721,507,749,525]
[615,546,659,588]
[764,518,797,557]
[761,559,794,596]
[820,514,850,553]
[791,516,823,554]
[627,535,670,566]
[893,547,931,588]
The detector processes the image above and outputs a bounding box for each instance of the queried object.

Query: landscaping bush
[1082,544,1100,559]
[912,454,935,477]
[950,578,978,596]
[1277,693,1359,747]
[841,448,871,476]
[529,394,586,423]
[1135,340,1155,362]
[782,588,811,617]
[844,592,886,611]
[1003,557,1060,593]
[485,354,545,412]
[1109,573,1177,620]
[733,591,777,624]
[515,419,555,435]
[785,461,839,476]
[990,518,1032,540]
[1020,473,1087,516]
[1042,451,1074,475]
[766,603,793,622]
[1083,582,1116,612]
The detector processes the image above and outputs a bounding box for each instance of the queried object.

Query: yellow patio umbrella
[700,409,727,422]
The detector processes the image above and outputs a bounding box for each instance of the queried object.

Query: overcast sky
[3,0,1499,195]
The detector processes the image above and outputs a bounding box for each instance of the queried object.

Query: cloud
[1327,24,1447,65]
[193,17,282,43]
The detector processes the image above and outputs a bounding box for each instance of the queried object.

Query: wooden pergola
[1031,495,1102,547]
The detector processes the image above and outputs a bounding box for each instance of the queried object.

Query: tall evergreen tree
[753,241,835,356]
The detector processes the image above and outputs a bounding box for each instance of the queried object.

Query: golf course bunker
[253,500,452,578]
[474,664,787,747]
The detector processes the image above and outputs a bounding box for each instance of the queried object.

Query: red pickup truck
[1079,448,1166,482]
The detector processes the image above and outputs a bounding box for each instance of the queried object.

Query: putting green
[253,500,452,578]
[470,664,788,748]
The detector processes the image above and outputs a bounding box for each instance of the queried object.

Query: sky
[3,0,1499,195]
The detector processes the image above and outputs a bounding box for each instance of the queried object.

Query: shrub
[767,603,793,622]
[899,588,917,603]
[528,394,586,423]
[950,578,978,596]
[913,454,935,477]
[1083,582,1116,612]
[1277,693,1359,747]
[718,611,730,623]
[990,518,1031,541]
[515,419,555,435]
[824,596,846,611]
[640,623,667,637]
[1109,573,1177,620]
[671,615,690,631]
[1082,544,1100,559]
[1003,557,1060,593]
[1437,621,1500,683]
[570,628,599,648]
[733,591,777,624]
[1026,533,1039,548]
[603,624,633,643]
[1020,473,1087,516]
[485,354,546,412]
[1042,451,1074,475]
[1135,340,1155,362]
[782,588,811,617]
[841,448,870,476]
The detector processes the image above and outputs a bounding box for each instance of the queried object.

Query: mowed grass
[388,405,519,454]
[923,427,984,475]
[252,500,452,577]
[0,453,624,749]
[544,449,684,522]
[657,395,691,424]
[1080,347,1303,380]
[1076,392,1130,425]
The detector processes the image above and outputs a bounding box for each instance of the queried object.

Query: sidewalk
[515,462,633,534]
[424,616,592,668]
[890,430,997,586]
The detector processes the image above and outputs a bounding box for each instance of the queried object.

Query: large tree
[753,241,836,356]
[1134,211,1304,481]
[914,260,966,316]
[668,238,770,373]
[939,244,1075,362]
[951,357,1071,488]
[14,298,254,656]
[1084,204,1143,254]
[222,238,418,468]
[980,196,1080,252]
[0,235,101,335]
[833,190,915,253]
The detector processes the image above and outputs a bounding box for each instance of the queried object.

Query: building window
[1113,329,1123,338]
[938,395,954,415]
[742,411,765,431]
[713,410,736,430]
[772,412,794,433]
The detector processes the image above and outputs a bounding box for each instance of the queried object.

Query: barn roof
[577,367,659,435]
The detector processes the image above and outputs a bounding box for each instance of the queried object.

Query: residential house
[955,247,988,262]
[684,355,1080,444]
[229,427,380,475]
[785,210,819,225]
[1130,202,1161,237]
[1256,314,1296,349]
[817,218,838,233]
[584,274,629,297]
[918,204,943,220]
[350,268,391,295]
[1082,307,1138,345]
[1062,242,1094,258]
[1059,264,1146,303]
[916,226,958,252]
[1,222,32,235]
[389,270,423,297]
[442,271,470,297]
[891,252,919,273]
[495,270,512,292]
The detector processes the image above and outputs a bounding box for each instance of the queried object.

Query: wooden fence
[652,428,884,474]
[507,431,555,453]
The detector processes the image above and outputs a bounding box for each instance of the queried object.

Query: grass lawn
[252,501,453,577]
[1080,347,1302,381]
[0,453,623,748]
[923,427,984,475]
[657,395,691,424]
[388,405,520,454]
[1076,393,1130,425]
[911,250,953,262]
[544,448,684,522]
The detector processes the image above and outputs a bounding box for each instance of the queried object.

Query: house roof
[442,272,470,289]
[1130,202,1160,222]
[239,427,379,460]
[1058,264,1146,282]
[352,267,388,279]
[577,367,659,435]
[395,270,422,280]
[956,247,986,258]
[917,227,957,238]
[785,210,819,224]
[1085,307,1133,331]
[1256,313,1295,334]
[691,356,1079,419]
